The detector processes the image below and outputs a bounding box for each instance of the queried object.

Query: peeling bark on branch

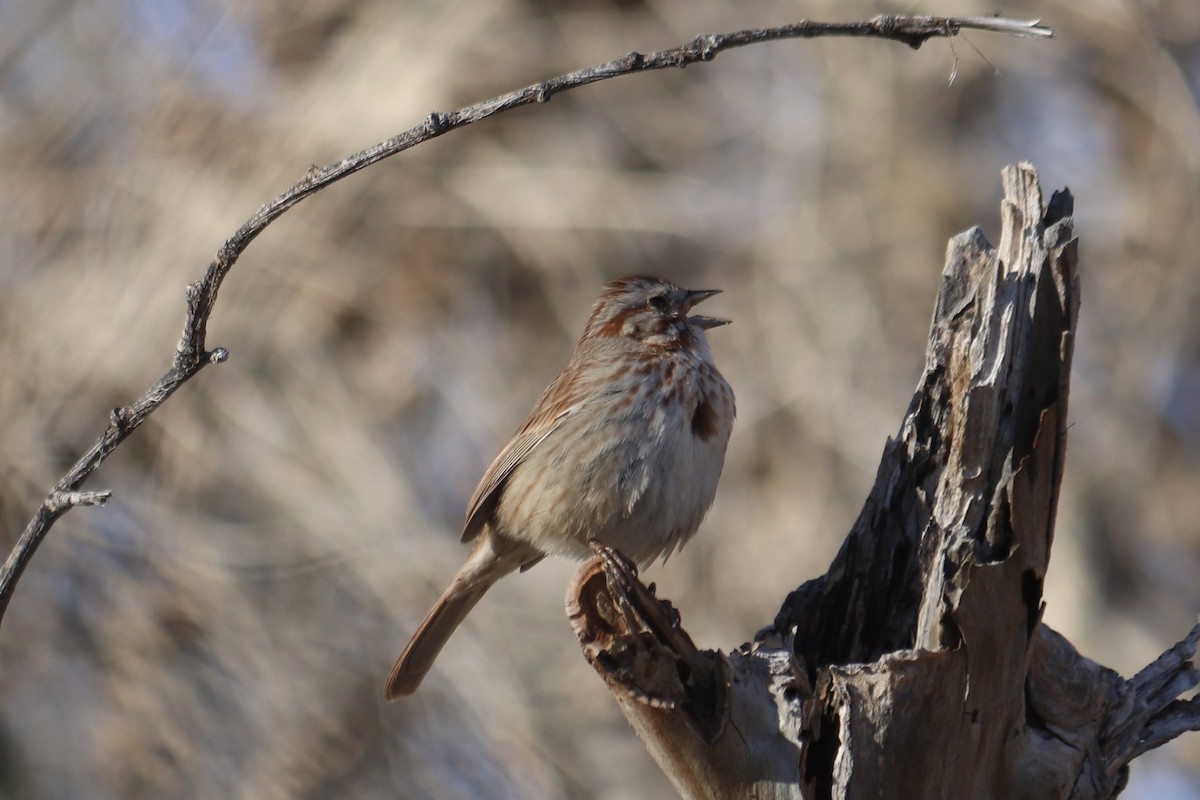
[568,164,1200,799]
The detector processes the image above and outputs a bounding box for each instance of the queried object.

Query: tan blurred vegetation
[1,1,1198,798]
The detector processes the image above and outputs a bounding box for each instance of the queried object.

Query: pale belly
[494,372,733,566]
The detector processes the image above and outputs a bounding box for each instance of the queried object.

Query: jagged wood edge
[567,165,1199,799]
[567,162,1076,798]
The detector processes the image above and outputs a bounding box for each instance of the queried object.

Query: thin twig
[0,14,1054,625]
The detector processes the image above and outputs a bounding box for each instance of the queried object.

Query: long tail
[383,576,496,699]
[383,534,539,700]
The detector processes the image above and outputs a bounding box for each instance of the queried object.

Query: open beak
[683,288,730,330]
[689,315,730,330]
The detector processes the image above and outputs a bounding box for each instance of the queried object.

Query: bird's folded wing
[461,368,584,542]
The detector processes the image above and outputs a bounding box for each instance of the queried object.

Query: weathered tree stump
[567,163,1200,800]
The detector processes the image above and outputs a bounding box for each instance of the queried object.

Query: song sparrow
[384,276,735,699]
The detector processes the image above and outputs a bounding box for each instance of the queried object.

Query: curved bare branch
[0,13,1054,625]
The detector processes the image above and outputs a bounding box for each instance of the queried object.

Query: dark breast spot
[691,395,719,441]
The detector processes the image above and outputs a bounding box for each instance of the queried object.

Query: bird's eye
[648,295,668,310]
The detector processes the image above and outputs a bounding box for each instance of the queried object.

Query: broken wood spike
[567,542,729,743]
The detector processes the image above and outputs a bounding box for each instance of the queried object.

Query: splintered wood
[567,164,1199,800]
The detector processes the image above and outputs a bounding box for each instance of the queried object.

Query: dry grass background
[1,1,1199,798]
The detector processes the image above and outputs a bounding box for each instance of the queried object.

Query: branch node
[872,14,937,49]
[47,489,113,514]
[207,347,230,365]
[426,112,448,134]
[71,490,112,507]
[109,407,126,432]
[872,13,897,32]
[625,50,645,69]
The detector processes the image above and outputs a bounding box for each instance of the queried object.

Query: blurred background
[1,1,1198,798]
